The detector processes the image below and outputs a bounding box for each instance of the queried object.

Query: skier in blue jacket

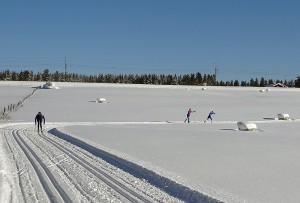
[204,111,215,123]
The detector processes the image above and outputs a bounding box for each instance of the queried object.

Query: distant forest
[1,69,300,87]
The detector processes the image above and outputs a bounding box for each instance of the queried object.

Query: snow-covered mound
[40,81,59,89]
[96,98,107,103]
[278,113,290,120]
[237,122,257,131]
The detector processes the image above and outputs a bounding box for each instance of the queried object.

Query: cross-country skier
[35,112,45,132]
[184,108,196,123]
[204,111,215,123]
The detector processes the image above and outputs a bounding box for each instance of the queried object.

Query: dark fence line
[1,88,38,120]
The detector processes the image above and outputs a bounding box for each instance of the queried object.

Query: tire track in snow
[12,129,73,203]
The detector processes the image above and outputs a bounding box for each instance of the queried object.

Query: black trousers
[37,121,42,131]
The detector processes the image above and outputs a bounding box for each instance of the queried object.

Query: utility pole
[64,57,67,82]
[214,64,219,86]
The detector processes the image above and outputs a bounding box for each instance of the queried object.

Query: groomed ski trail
[1,124,184,203]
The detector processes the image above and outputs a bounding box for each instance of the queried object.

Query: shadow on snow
[49,128,222,203]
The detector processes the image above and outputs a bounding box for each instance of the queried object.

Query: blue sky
[0,0,299,81]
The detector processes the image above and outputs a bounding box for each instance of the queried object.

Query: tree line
[1,69,300,87]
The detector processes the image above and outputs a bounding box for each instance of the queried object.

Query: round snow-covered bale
[278,113,289,120]
[259,89,265,93]
[96,98,106,103]
[237,122,257,131]
[265,88,271,92]
[202,87,207,90]
[41,81,58,89]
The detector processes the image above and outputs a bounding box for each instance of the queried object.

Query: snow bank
[49,128,221,203]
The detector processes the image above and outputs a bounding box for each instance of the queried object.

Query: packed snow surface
[1,81,300,203]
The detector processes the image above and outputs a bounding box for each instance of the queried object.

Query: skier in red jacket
[184,108,196,123]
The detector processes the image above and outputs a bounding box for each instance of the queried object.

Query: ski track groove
[23,130,97,203]
[38,129,153,203]
[3,128,47,203]
[27,128,112,202]
[12,129,73,203]
[3,131,26,203]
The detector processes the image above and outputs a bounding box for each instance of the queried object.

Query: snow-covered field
[1,81,300,203]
